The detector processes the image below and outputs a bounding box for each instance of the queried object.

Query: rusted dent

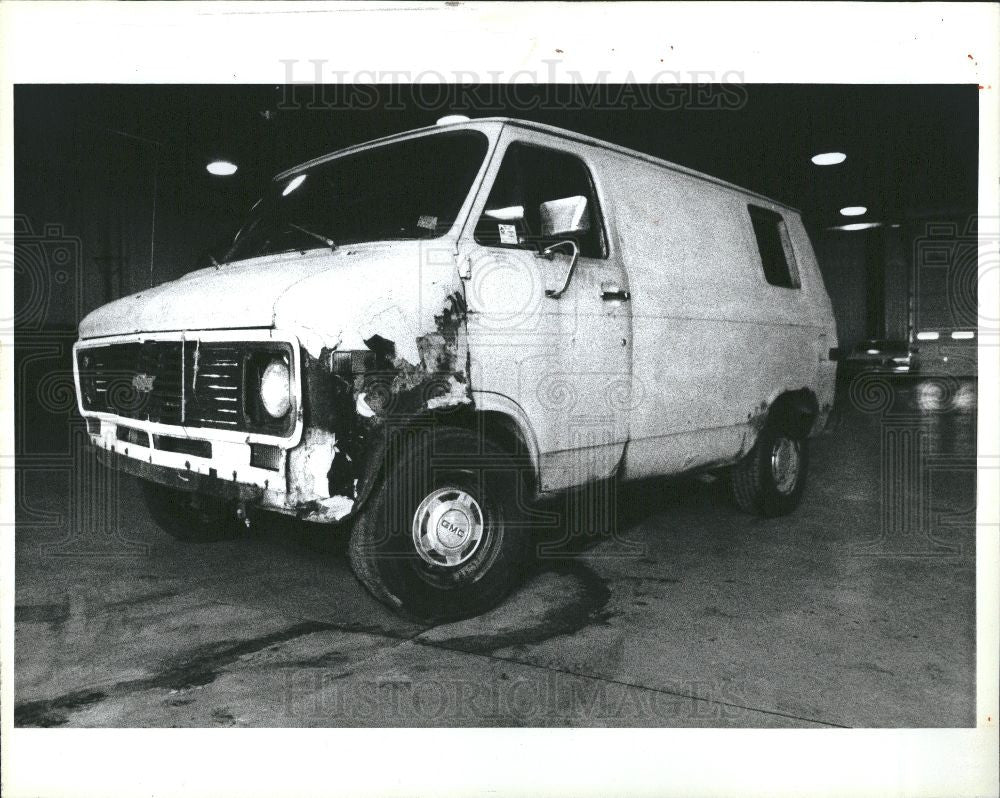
[288,429,339,498]
[426,374,471,409]
[736,430,749,458]
[285,290,473,521]
[296,494,356,523]
[354,290,471,418]
[747,400,769,434]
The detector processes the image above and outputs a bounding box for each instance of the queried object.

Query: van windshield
[223,130,488,263]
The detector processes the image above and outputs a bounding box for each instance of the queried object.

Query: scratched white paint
[425,375,473,410]
[273,240,459,365]
[78,250,331,339]
[603,150,838,479]
[287,428,339,503]
[79,240,461,364]
[302,495,356,523]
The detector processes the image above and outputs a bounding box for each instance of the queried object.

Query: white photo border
[1,2,997,797]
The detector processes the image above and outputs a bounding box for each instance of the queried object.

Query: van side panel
[600,154,836,481]
[461,129,632,494]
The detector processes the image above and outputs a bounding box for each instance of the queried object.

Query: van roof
[276,116,799,214]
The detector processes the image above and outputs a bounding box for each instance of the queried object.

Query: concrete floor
[14,377,977,727]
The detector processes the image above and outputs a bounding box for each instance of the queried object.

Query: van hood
[78,240,462,362]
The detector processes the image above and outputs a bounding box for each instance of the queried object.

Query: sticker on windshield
[498,224,518,245]
[417,215,437,231]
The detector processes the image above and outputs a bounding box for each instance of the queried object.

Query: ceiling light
[206,160,238,176]
[840,206,867,216]
[811,151,846,166]
[951,330,975,340]
[282,174,307,196]
[916,331,939,341]
[828,222,881,231]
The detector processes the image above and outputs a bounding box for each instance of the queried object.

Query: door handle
[600,282,630,301]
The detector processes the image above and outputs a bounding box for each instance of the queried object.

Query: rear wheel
[730,419,809,517]
[141,480,240,542]
[348,427,530,623]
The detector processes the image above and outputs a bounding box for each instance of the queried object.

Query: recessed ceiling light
[282,174,307,196]
[206,160,238,176]
[916,331,939,341]
[811,151,846,166]
[951,330,975,340]
[840,206,867,217]
[828,222,881,232]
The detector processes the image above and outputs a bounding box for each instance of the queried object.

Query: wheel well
[439,408,538,494]
[767,389,819,438]
[353,407,539,512]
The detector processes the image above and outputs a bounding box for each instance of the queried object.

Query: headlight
[259,358,291,418]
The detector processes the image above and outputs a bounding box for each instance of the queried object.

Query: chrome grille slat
[185,342,248,430]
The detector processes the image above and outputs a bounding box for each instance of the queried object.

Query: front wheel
[730,420,809,517]
[348,428,530,623]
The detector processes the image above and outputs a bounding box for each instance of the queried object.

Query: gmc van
[74,117,837,622]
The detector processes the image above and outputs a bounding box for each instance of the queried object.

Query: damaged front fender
[285,288,473,523]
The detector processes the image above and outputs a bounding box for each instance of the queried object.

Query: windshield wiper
[287,222,337,251]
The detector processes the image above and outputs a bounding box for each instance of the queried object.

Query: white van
[74,117,838,621]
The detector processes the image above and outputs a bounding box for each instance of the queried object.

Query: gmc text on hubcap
[412,487,486,567]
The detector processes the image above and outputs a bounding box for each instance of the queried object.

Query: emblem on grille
[132,373,156,393]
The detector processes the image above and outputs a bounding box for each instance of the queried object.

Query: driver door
[458,129,632,493]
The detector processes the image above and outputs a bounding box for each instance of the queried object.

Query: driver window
[474,143,607,259]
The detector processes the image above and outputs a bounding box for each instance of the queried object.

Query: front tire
[730,419,809,517]
[348,427,530,623]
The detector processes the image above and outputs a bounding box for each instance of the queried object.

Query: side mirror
[540,196,590,238]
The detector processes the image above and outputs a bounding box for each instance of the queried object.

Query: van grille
[187,344,243,429]
[77,341,184,425]
[76,339,293,435]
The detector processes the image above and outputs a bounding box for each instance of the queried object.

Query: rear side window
[748,205,799,289]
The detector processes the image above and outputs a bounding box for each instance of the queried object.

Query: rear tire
[141,480,240,542]
[730,419,809,517]
[348,427,530,624]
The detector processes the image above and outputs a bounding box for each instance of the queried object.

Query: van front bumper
[86,426,355,524]
[95,446,264,503]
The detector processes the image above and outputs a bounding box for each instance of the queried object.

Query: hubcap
[412,487,485,568]
[770,436,801,495]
